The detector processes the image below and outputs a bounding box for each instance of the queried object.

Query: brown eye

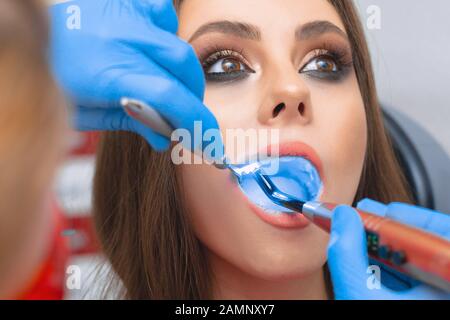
[300,49,352,82]
[202,49,255,82]
[302,56,338,74]
[207,57,245,74]
[315,57,336,72]
[222,58,242,73]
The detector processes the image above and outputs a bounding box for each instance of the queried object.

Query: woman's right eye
[207,57,246,74]
[202,50,254,83]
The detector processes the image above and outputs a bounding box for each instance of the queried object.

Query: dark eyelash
[305,42,354,70]
[198,44,240,62]
[199,45,249,71]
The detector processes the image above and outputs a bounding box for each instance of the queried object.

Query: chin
[238,244,328,282]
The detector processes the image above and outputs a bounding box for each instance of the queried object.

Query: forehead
[177,0,346,40]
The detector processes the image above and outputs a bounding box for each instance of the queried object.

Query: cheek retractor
[233,156,323,213]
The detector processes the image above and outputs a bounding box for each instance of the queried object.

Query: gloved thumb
[137,0,179,34]
[396,284,450,300]
[328,205,372,299]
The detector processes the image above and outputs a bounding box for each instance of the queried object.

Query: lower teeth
[261,207,283,215]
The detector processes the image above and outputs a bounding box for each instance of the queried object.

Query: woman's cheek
[316,89,367,204]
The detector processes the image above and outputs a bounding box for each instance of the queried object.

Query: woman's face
[177,0,367,289]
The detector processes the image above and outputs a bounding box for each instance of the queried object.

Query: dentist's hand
[327,200,450,300]
[50,0,221,152]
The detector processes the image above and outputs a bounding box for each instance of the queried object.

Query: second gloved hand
[50,0,221,152]
[327,201,450,300]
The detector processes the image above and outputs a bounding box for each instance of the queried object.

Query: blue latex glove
[328,200,450,300]
[50,0,221,152]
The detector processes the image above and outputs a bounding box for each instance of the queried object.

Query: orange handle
[357,209,450,282]
[320,203,450,282]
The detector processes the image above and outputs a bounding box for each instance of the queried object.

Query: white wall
[356,0,450,154]
[355,0,450,211]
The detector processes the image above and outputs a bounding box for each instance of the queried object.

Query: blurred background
[50,0,450,298]
[354,0,450,213]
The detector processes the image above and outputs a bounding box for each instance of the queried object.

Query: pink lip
[239,141,324,230]
[265,141,324,182]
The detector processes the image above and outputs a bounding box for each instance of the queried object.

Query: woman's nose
[258,69,312,127]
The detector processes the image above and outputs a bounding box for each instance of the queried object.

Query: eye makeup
[195,37,353,84]
[199,45,256,83]
[299,41,354,82]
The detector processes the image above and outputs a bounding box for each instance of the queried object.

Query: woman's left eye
[300,55,348,81]
[303,56,338,73]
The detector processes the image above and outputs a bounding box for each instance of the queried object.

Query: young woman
[91,0,412,299]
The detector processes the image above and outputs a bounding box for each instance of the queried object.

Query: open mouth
[239,156,323,213]
[235,142,324,228]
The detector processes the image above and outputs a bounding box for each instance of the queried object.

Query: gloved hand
[328,200,450,300]
[50,0,221,152]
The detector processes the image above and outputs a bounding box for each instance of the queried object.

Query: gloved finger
[385,203,450,239]
[115,73,222,154]
[132,27,205,99]
[129,0,179,34]
[357,198,388,217]
[75,107,170,151]
[328,205,372,299]
[146,0,179,34]
[396,283,450,300]
[357,199,450,239]
[52,0,177,34]
[129,117,171,152]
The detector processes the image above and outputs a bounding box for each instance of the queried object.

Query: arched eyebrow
[188,19,348,43]
[188,20,261,42]
[296,20,348,40]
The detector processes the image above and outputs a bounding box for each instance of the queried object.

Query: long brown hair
[93,0,411,299]
[0,0,68,290]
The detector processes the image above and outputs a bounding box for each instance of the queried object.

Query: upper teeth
[261,207,282,215]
